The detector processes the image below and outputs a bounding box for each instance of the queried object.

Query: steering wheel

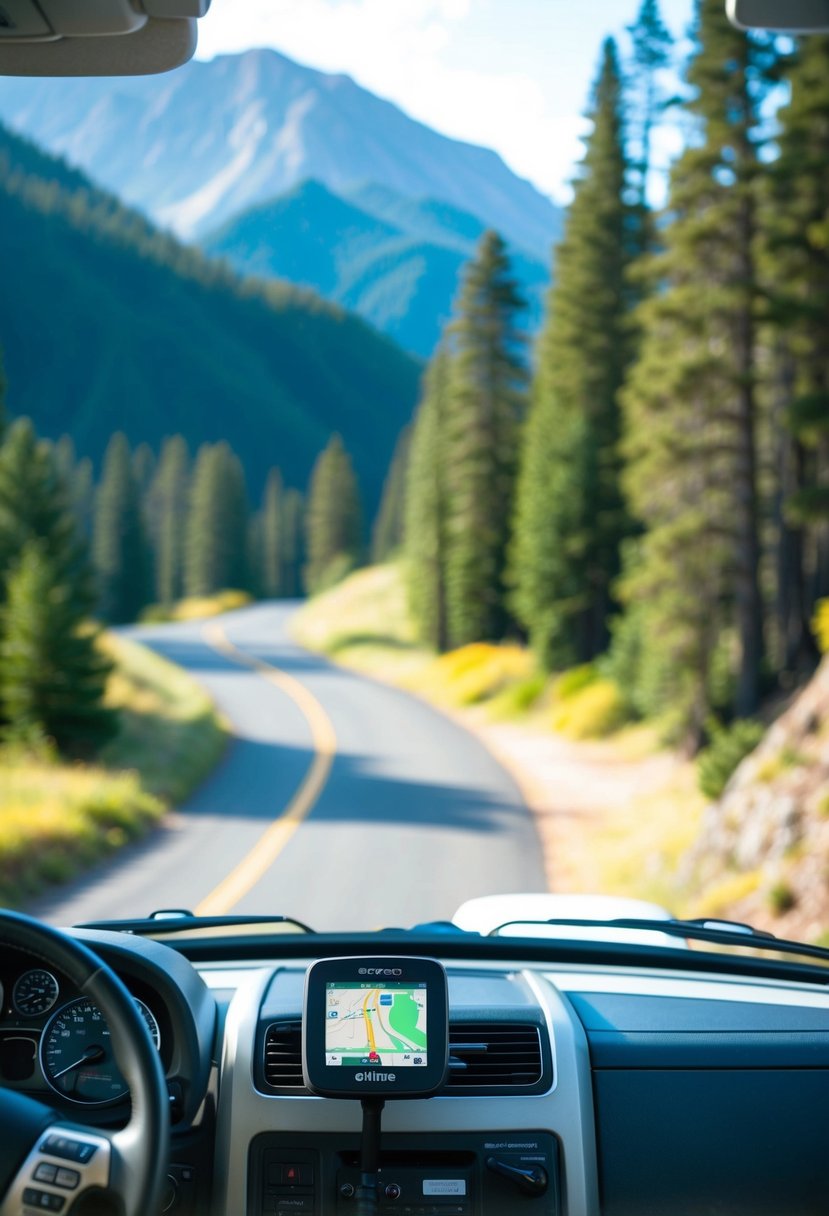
[0,910,169,1216]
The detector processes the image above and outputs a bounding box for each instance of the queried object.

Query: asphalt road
[31,603,546,931]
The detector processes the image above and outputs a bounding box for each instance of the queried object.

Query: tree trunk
[733,191,765,717]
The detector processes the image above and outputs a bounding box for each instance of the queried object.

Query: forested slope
[0,125,420,510]
[204,180,548,358]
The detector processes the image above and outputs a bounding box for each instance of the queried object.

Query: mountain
[0,124,420,513]
[344,184,506,253]
[0,48,561,261]
[203,180,549,359]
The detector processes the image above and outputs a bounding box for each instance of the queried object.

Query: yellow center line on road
[193,621,338,916]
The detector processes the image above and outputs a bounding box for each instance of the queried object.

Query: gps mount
[302,956,449,1215]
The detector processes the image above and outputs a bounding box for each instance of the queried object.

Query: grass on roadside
[99,633,228,803]
[292,564,430,682]
[293,563,638,736]
[551,770,708,913]
[293,563,547,713]
[0,631,227,906]
[140,588,252,624]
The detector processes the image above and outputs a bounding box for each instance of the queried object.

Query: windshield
[0,0,827,946]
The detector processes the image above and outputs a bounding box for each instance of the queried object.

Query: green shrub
[553,663,599,701]
[813,599,829,654]
[697,719,765,800]
[552,678,628,740]
[768,881,797,915]
[487,672,548,719]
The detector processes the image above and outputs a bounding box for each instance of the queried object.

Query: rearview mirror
[727,0,829,31]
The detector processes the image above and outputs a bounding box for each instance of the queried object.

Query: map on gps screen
[325,982,428,1067]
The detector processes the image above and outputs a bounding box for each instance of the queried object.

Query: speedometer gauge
[41,996,161,1105]
[13,969,59,1017]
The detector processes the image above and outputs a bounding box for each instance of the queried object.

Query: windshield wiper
[75,913,316,936]
[489,916,829,966]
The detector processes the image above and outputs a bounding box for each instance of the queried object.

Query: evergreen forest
[404,1,829,750]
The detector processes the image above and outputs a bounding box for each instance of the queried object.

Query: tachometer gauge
[12,969,59,1017]
[40,996,162,1105]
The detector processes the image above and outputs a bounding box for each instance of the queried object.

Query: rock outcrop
[691,659,829,937]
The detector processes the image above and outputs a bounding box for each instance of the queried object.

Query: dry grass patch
[0,632,227,906]
[141,589,252,624]
[547,764,706,912]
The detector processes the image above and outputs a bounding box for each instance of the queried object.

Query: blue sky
[196,0,696,203]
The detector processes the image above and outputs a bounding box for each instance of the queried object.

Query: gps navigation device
[302,956,449,1099]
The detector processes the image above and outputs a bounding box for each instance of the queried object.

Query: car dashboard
[3,925,829,1216]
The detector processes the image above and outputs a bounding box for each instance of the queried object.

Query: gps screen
[324,982,428,1068]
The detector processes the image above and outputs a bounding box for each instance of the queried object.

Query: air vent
[447,1022,545,1091]
[259,1019,547,1094]
[262,1021,304,1090]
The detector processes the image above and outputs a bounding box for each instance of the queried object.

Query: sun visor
[0,0,211,75]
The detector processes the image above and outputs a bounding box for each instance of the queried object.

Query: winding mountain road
[31,603,546,931]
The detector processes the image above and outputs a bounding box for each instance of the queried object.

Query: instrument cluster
[0,954,165,1107]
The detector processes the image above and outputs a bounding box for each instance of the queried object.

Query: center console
[211,964,599,1216]
[249,1130,561,1216]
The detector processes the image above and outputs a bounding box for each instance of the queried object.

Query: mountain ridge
[0,123,420,512]
[203,178,549,358]
[0,47,561,260]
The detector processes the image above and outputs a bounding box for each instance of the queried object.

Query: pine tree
[767,36,829,662]
[280,489,305,598]
[617,1,778,740]
[1,541,115,753]
[304,435,362,594]
[627,0,673,218]
[246,511,264,600]
[0,419,111,748]
[405,352,452,650]
[92,432,150,623]
[53,435,95,542]
[186,444,221,598]
[147,435,189,605]
[261,468,284,598]
[223,446,250,592]
[184,442,250,597]
[511,40,633,669]
[443,231,527,647]
[0,418,92,608]
[132,442,156,501]
[53,435,76,492]
[372,427,411,564]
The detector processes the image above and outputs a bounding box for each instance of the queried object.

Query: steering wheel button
[22,1188,65,1211]
[41,1136,97,1165]
[33,1164,57,1183]
[55,1168,80,1190]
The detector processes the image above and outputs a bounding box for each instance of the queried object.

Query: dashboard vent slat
[260,1019,546,1094]
[447,1022,544,1090]
[262,1021,304,1090]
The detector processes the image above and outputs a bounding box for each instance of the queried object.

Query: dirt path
[465,716,691,896]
